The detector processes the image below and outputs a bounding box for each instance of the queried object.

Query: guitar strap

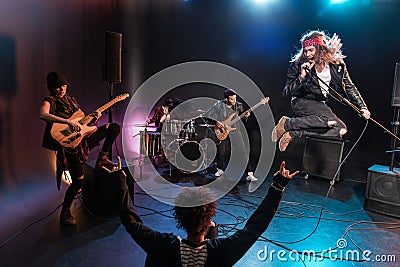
[221,100,241,118]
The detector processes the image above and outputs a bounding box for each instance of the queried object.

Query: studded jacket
[282,61,367,109]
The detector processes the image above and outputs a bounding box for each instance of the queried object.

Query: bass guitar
[50,93,129,149]
[214,97,270,141]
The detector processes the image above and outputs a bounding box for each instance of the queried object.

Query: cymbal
[198,124,214,127]
[133,124,156,127]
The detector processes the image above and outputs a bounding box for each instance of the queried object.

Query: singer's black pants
[285,97,347,139]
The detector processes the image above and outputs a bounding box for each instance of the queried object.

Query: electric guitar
[50,93,129,149]
[214,97,270,141]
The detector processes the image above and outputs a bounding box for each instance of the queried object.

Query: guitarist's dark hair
[224,89,236,98]
[164,97,185,111]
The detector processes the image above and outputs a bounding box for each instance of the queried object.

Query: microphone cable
[266,119,369,245]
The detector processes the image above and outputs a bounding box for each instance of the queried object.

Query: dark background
[0,0,399,239]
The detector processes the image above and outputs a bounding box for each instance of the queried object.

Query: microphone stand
[107,81,115,160]
[388,108,400,171]
[304,68,400,142]
[196,114,214,174]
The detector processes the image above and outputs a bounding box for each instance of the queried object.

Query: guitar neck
[79,97,124,125]
[230,101,264,125]
[97,97,122,113]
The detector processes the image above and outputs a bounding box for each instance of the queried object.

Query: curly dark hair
[163,97,185,112]
[173,187,217,237]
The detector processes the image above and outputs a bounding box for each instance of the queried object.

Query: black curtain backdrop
[0,0,400,237]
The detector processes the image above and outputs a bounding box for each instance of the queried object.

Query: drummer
[146,98,182,132]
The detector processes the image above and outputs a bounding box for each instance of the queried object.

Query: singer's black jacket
[282,61,367,109]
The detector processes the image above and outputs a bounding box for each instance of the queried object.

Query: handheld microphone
[304,65,312,72]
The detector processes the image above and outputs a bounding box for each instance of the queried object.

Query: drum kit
[135,116,215,174]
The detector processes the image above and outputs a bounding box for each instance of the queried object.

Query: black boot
[95,151,118,169]
[60,209,76,226]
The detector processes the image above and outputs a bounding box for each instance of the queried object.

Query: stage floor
[0,160,399,267]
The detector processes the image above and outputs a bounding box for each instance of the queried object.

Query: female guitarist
[39,71,120,226]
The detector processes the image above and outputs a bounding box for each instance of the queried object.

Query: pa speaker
[364,165,400,218]
[102,31,122,83]
[391,63,400,107]
[82,159,134,216]
[302,136,346,182]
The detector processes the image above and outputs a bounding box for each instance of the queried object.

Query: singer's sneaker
[278,132,292,152]
[272,116,288,142]
[246,172,258,182]
[214,169,224,177]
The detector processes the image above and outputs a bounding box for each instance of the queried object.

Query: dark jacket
[282,61,367,109]
[120,174,291,267]
[205,99,245,123]
[147,106,165,132]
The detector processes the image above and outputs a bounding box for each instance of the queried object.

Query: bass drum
[165,140,205,174]
[180,116,215,142]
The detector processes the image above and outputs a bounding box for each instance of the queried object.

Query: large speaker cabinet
[102,31,122,83]
[82,159,135,216]
[302,136,346,182]
[364,165,400,218]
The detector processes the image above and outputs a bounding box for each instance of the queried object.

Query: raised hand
[276,161,299,179]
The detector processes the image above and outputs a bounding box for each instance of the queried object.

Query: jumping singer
[272,30,371,152]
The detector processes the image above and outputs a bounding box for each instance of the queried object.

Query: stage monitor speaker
[302,136,346,182]
[364,165,400,218]
[391,62,400,107]
[82,159,134,216]
[102,31,122,83]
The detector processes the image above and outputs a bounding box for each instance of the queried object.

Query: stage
[0,158,399,267]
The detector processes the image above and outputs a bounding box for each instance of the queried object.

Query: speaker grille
[102,31,122,83]
[364,165,400,218]
[303,137,345,181]
[391,63,400,107]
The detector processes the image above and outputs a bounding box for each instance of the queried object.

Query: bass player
[205,89,257,182]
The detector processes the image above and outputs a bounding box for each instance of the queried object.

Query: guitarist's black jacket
[205,99,245,126]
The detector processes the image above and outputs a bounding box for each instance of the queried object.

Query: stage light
[244,0,277,5]
[62,170,72,185]
[50,154,71,185]
[253,0,276,3]
[330,0,348,4]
